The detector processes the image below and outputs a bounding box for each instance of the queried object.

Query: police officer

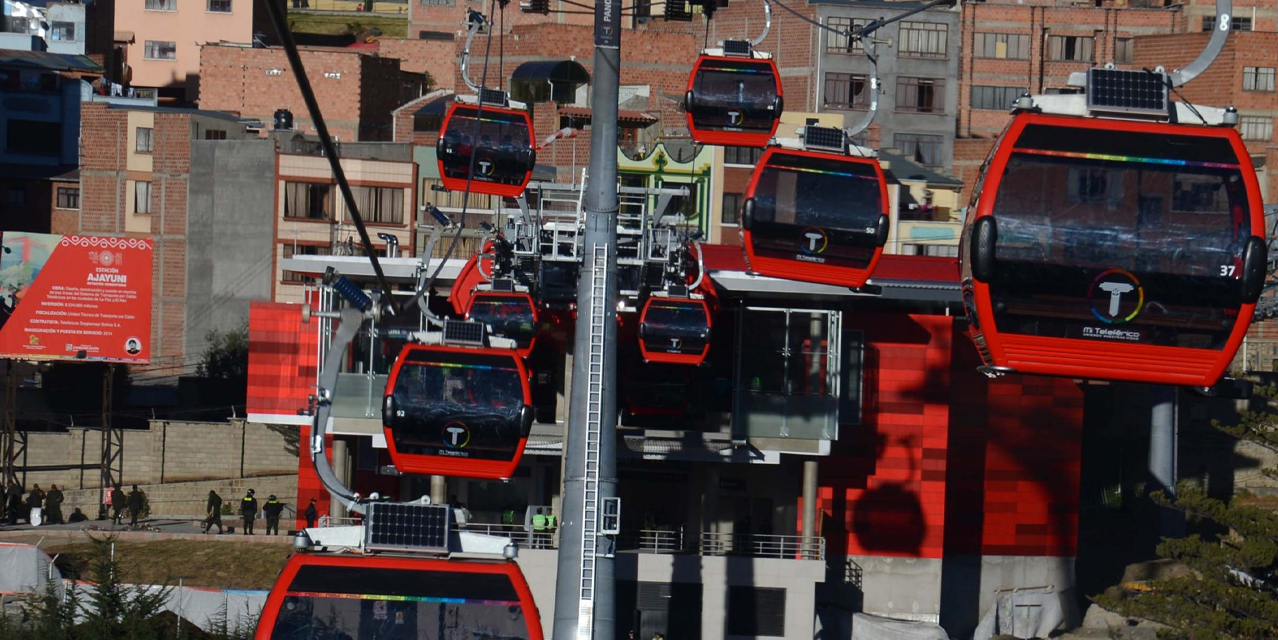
[546,508,558,546]
[205,490,224,534]
[263,494,284,536]
[240,489,259,535]
[6,481,23,525]
[26,484,44,526]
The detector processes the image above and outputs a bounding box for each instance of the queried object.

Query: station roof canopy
[509,60,590,104]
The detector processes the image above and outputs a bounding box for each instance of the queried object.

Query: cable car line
[261,0,396,313]
[401,5,501,315]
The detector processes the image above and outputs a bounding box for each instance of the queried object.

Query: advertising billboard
[0,232,153,363]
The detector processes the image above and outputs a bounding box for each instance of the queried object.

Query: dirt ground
[6,536,293,591]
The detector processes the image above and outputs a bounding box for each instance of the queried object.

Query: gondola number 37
[1221,265,1237,276]
[1219,14,1231,31]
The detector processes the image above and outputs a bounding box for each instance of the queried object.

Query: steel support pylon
[552,0,621,638]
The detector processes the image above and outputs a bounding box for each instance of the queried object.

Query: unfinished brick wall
[199,45,398,142]
[377,37,454,82]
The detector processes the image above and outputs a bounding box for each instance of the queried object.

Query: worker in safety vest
[546,509,558,546]
[532,508,548,549]
[263,495,285,535]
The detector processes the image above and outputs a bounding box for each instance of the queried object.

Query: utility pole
[552,0,621,637]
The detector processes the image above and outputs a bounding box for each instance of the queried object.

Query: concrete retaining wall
[14,419,297,492]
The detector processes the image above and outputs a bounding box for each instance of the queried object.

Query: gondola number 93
[1219,14,1231,31]
[1221,265,1237,277]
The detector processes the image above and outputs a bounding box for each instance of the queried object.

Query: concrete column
[430,475,446,505]
[1149,385,1183,537]
[330,439,350,520]
[802,459,818,542]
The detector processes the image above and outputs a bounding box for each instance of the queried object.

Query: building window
[895,133,944,166]
[826,17,870,54]
[722,192,742,225]
[282,244,332,283]
[904,243,959,257]
[6,120,61,156]
[970,86,1025,111]
[7,186,25,206]
[56,187,79,209]
[1240,116,1273,142]
[144,41,177,60]
[284,182,334,220]
[1203,15,1251,31]
[898,21,947,58]
[724,146,763,165]
[420,0,455,4]
[896,77,944,114]
[666,182,699,220]
[1243,67,1275,92]
[974,32,1029,59]
[204,129,227,140]
[824,72,870,110]
[349,186,405,225]
[136,127,154,153]
[1047,35,1094,62]
[727,586,786,637]
[50,21,76,41]
[1115,37,1133,64]
[145,0,177,10]
[208,0,231,10]
[134,181,152,214]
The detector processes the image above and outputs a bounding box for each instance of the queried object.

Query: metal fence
[698,532,825,561]
[312,519,824,560]
[616,529,685,554]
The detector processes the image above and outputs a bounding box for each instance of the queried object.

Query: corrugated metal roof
[0,50,102,73]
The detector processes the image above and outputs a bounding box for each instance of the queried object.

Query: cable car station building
[248,227,1087,638]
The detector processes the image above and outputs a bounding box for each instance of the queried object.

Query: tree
[197,326,249,382]
[1095,384,1278,640]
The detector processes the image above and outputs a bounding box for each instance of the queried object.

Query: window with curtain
[349,186,405,224]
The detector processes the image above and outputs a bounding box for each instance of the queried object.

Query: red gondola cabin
[383,344,534,479]
[685,52,783,148]
[741,132,890,289]
[255,553,544,640]
[960,111,1266,386]
[437,99,536,199]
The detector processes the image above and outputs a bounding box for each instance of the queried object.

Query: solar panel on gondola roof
[442,318,486,346]
[1087,68,1168,115]
[803,126,845,152]
[364,503,451,553]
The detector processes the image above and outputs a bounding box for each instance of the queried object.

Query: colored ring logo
[442,421,471,449]
[800,227,828,255]
[477,159,495,177]
[1088,268,1144,324]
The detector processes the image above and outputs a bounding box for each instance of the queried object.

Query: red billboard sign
[0,232,153,363]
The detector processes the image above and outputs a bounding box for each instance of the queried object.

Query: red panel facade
[247,302,319,418]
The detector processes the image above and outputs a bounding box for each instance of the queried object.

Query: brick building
[1130,30,1278,201]
[109,0,282,102]
[74,101,257,377]
[197,43,427,142]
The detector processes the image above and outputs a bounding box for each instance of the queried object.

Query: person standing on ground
[127,485,144,527]
[304,498,318,529]
[532,508,547,549]
[263,494,285,536]
[26,484,44,526]
[5,481,21,525]
[204,489,224,534]
[240,489,259,535]
[110,485,126,525]
[45,484,63,525]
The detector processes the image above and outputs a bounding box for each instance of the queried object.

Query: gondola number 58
[1219,14,1231,31]
[1221,265,1237,276]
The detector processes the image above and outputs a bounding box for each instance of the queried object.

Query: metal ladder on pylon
[576,243,608,640]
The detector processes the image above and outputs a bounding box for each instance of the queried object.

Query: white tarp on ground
[0,543,64,600]
[161,586,267,633]
[851,613,949,640]
[972,587,1073,640]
